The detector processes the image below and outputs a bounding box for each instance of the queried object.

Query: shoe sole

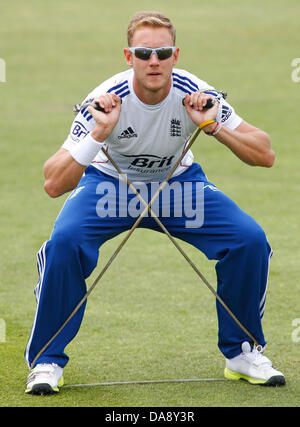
[224,368,285,387]
[25,377,64,395]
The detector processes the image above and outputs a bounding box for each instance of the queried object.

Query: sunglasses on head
[128,46,176,60]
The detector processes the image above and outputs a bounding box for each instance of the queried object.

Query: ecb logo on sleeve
[0,58,6,82]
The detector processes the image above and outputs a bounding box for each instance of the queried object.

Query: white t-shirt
[62,68,242,182]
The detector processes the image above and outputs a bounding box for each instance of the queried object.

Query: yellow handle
[198,119,216,130]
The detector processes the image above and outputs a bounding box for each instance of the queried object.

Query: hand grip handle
[181,97,215,109]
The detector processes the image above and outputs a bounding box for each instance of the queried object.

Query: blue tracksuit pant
[25,164,272,368]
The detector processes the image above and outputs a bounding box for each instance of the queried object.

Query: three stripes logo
[118,127,138,140]
[221,105,232,122]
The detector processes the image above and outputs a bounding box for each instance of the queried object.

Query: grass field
[0,0,300,408]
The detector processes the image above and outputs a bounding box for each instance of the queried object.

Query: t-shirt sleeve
[182,71,243,130]
[61,75,122,150]
[202,88,243,130]
[216,96,242,130]
[61,98,96,151]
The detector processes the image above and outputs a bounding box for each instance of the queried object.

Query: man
[25,11,285,395]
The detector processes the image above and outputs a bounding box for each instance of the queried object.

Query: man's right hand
[88,93,122,142]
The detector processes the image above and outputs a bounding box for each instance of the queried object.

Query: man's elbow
[264,148,275,168]
[44,179,64,198]
[261,132,275,168]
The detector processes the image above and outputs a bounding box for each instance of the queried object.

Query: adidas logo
[118,127,138,140]
[221,105,232,122]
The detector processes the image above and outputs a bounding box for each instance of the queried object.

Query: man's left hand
[184,92,219,132]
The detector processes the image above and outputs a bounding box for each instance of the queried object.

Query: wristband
[69,133,104,166]
[198,119,216,130]
[205,121,222,136]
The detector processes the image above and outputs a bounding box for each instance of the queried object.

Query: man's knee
[238,219,268,251]
[47,225,82,262]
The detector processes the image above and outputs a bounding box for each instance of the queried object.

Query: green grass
[1,0,300,407]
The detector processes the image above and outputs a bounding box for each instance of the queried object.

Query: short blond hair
[127,11,176,46]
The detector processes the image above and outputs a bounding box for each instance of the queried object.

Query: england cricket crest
[170,118,181,137]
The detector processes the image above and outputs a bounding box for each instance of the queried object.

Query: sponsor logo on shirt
[118,127,138,139]
[123,154,175,170]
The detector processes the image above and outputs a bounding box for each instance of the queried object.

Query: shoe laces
[27,363,58,382]
[242,342,272,368]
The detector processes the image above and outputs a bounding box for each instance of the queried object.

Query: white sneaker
[224,342,285,386]
[25,363,64,395]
